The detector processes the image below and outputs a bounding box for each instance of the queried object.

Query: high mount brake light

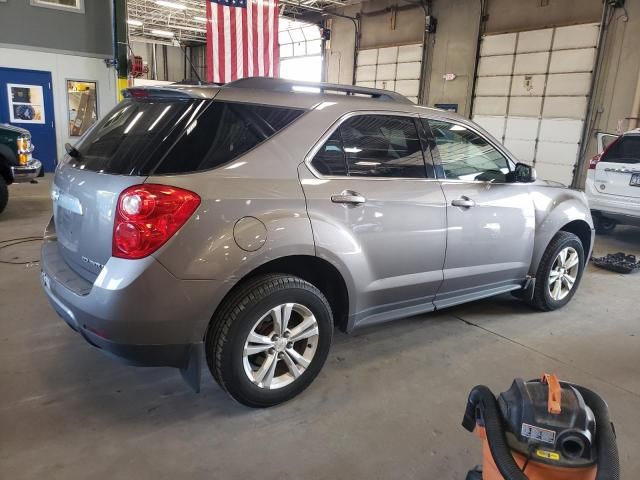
[113,184,200,259]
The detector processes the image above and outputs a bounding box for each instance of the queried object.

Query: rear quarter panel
[146,103,351,336]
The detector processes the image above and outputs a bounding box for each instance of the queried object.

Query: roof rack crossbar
[224,77,413,104]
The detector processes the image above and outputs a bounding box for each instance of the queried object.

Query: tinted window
[311,130,348,175]
[155,101,305,174]
[427,119,510,182]
[601,136,640,165]
[73,99,195,174]
[342,115,425,178]
[72,99,304,175]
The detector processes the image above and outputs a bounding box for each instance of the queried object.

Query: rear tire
[206,274,333,407]
[531,231,585,311]
[0,176,8,215]
[594,215,616,235]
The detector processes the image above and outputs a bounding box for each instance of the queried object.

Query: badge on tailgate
[630,173,640,187]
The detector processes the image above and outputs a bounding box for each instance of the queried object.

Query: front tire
[0,176,8,215]
[206,274,333,407]
[531,231,585,311]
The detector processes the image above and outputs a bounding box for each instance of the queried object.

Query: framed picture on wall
[7,84,46,124]
[66,80,98,136]
[30,0,85,14]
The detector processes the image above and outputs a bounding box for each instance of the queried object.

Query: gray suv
[41,78,594,407]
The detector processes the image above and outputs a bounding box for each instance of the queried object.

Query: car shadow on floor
[1,197,51,222]
[27,293,537,425]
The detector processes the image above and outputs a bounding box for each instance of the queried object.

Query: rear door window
[601,136,640,165]
[154,101,305,174]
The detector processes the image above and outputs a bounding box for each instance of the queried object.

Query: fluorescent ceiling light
[127,19,143,26]
[194,16,208,22]
[450,125,467,131]
[151,29,175,37]
[155,0,187,10]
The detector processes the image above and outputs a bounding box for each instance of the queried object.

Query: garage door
[472,23,599,185]
[355,44,423,104]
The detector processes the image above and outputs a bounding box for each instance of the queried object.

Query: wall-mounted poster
[7,84,46,124]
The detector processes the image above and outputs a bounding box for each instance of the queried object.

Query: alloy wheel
[242,303,319,390]
[548,247,580,301]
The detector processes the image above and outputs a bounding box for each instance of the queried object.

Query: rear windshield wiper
[65,142,81,159]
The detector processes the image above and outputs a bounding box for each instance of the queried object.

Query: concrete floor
[1,177,639,479]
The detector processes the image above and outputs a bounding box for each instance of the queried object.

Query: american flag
[206,0,280,83]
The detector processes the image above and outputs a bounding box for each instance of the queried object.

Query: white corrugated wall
[355,44,423,104]
[472,23,599,185]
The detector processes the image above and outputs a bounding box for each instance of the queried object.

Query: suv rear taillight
[113,184,200,259]
[588,153,601,170]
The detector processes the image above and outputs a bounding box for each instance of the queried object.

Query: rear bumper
[40,217,218,368]
[586,179,640,223]
[11,158,42,183]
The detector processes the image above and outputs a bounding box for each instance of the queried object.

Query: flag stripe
[206,0,214,82]
[266,0,274,77]
[223,6,231,81]
[229,6,237,80]
[235,6,244,78]
[217,3,225,83]
[247,0,254,76]
[257,0,264,76]
[272,1,279,77]
[241,6,249,78]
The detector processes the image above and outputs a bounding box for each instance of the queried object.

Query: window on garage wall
[472,23,599,186]
[67,80,97,137]
[279,19,322,83]
[355,44,423,104]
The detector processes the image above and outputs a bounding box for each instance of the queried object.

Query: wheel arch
[208,255,351,333]
[530,198,594,276]
[559,220,593,258]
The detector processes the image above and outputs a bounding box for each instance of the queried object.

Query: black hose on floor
[0,236,42,265]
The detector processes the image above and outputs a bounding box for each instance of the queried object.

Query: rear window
[601,135,640,165]
[72,99,305,175]
[73,99,195,174]
[154,101,304,174]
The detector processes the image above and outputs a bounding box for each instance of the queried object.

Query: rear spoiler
[122,86,217,100]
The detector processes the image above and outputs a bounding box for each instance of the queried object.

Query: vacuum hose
[569,383,620,480]
[462,385,528,480]
[462,384,620,480]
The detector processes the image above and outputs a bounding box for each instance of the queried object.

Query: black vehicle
[0,123,42,214]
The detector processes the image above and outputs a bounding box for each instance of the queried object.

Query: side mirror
[512,162,537,183]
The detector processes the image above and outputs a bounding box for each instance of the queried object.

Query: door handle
[451,197,475,208]
[331,191,366,205]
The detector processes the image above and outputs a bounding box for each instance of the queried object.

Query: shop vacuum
[462,374,620,480]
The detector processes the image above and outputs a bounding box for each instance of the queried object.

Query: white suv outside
[586,129,640,233]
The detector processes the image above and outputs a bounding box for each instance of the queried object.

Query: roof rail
[225,77,413,104]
